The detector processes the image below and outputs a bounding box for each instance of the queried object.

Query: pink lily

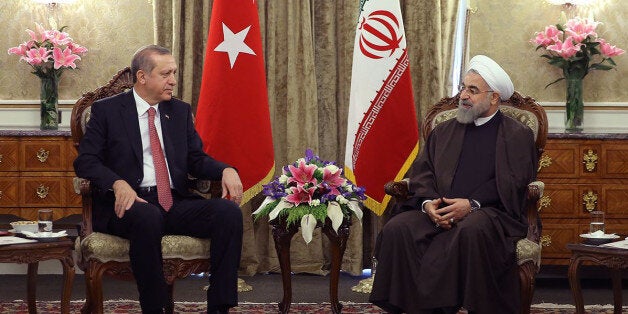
[565,17,599,43]
[24,47,51,65]
[52,47,81,69]
[285,185,316,205]
[598,39,625,57]
[46,30,72,46]
[7,43,30,57]
[322,166,346,189]
[68,42,88,54]
[547,36,582,59]
[532,25,562,47]
[287,160,318,185]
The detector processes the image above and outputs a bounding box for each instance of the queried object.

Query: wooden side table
[271,217,350,314]
[567,243,628,314]
[0,238,75,314]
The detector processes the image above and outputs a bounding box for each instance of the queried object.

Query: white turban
[467,55,514,101]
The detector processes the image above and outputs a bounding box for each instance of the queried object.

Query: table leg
[27,262,38,314]
[322,223,350,314]
[568,255,585,314]
[610,268,622,314]
[272,224,298,314]
[59,256,75,314]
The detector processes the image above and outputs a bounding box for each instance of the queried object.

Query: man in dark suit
[74,45,243,314]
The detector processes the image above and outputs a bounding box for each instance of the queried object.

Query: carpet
[0,300,625,313]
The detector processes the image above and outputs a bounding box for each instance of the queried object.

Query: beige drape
[153,0,459,276]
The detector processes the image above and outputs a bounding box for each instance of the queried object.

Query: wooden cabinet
[0,131,80,222]
[538,134,628,265]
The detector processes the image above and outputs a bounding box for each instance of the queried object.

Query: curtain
[153,0,459,277]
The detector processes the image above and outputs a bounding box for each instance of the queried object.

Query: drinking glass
[589,210,605,234]
[38,209,53,235]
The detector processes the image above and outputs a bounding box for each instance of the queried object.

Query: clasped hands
[424,197,473,230]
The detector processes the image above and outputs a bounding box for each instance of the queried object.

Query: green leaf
[545,77,564,89]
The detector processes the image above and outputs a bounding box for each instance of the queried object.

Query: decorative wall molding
[0,101,626,133]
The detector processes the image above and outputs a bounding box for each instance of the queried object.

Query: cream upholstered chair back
[422,91,548,160]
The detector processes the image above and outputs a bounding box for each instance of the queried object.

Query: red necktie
[147,107,173,211]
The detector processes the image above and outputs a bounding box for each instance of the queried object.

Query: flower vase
[565,78,584,132]
[39,75,60,130]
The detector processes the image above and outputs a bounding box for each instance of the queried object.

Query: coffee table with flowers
[253,149,365,314]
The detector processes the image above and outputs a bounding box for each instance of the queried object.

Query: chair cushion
[76,232,211,263]
[431,106,540,141]
[516,238,541,267]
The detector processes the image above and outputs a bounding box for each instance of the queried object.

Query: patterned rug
[0,300,624,313]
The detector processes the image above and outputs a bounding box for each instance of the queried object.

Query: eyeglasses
[458,85,493,96]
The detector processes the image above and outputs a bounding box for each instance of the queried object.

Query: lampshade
[32,0,77,4]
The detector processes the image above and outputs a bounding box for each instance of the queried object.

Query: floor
[0,268,627,306]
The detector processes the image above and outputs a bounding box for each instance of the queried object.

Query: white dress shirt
[133,89,174,188]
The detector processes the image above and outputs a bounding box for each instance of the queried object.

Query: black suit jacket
[73,90,230,232]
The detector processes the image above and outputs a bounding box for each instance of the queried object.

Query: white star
[214,23,256,69]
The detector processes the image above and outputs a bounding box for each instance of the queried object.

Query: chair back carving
[421,91,548,159]
[70,67,134,151]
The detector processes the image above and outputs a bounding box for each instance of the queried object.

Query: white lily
[268,199,294,221]
[252,196,275,215]
[326,201,344,233]
[300,214,317,244]
[347,200,363,223]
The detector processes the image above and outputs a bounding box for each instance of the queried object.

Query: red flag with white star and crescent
[195,0,274,205]
[344,0,419,216]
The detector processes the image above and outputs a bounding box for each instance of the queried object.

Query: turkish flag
[196,0,274,204]
[344,0,419,215]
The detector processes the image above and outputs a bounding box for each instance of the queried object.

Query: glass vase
[564,78,584,132]
[40,75,60,130]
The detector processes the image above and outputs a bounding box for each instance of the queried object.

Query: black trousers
[106,189,243,312]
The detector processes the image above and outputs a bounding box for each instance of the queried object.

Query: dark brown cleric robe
[370,111,538,314]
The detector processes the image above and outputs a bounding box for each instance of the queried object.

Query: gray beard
[456,106,476,124]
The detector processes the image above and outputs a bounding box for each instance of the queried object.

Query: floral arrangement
[531,17,624,131]
[253,149,366,243]
[531,16,624,86]
[8,23,87,130]
[8,23,88,79]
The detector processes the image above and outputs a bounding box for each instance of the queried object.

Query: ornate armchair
[384,91,547,314]
[70,67,220,314]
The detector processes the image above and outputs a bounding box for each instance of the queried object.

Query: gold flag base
[351,274,374,294]
[203,277,253,292]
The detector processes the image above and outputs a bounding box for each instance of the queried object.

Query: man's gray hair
[131,45,171,83]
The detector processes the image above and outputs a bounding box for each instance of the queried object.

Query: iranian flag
[195,0,274,204]
[344,0,419,216]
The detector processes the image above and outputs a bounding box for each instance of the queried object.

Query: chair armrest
[72,177,94,237]
[188,178,223,199]
[384,179,410,201]
[525,181,544,243]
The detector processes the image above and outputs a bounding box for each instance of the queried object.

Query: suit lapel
[120,91,143,165]
[158,102,175,162]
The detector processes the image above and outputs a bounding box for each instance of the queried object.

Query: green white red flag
[195,0,274,204]
[344,0,419,215]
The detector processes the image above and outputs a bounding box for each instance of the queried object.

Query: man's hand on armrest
[221,168,243,205]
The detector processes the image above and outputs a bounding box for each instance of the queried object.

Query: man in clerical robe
[369,55,538,314]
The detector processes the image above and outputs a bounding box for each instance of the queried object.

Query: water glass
[589,210,605,234]
[38,209,53,235]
